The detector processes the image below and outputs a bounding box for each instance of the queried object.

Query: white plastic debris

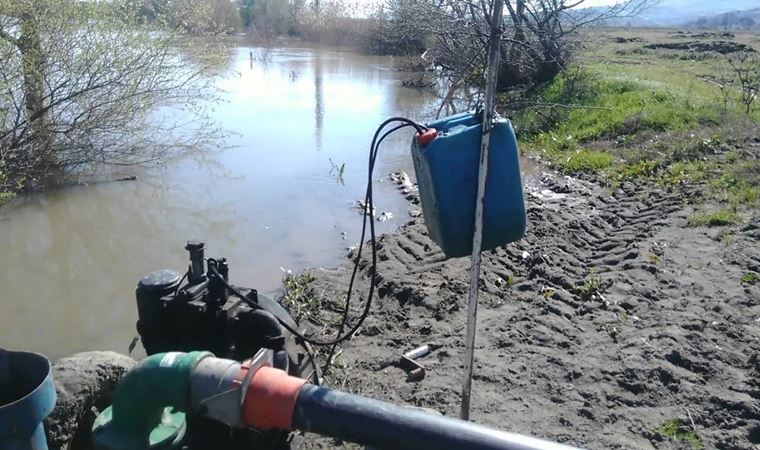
[355,200,376,217]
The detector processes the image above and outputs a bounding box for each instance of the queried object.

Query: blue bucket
[0,350,56,450]
[412,112,526,258]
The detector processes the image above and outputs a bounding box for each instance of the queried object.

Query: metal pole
[461,0,504,421]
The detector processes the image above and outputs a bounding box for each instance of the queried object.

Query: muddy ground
[296,151,760,449]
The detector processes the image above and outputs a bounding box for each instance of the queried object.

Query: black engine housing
[133,240,316,449]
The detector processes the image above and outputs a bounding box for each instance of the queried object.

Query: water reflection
[314,49,324,152]
[0,44,441,358]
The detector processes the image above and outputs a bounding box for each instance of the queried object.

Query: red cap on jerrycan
[416,128,438,147]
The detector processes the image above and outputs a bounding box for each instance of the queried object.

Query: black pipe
[291,384,582,450]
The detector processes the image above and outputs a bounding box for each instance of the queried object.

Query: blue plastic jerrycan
[0,349,56,450]
[411,112,526,258]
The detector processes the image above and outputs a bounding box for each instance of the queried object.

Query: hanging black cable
[209,117,427,373]
[321,121,420,371]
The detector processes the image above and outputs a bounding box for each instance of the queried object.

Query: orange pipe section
[241,366,307,430]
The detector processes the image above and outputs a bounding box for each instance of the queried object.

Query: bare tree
[0,0,220,193]
[381,0,656,94]
[502,0,654,87]
[711,64,736,115]
[726,50,760,115]
[364,0,428,56]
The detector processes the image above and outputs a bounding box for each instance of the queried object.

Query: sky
[363,0,621,3]
[577,0,621,6]
[342,0,632,16]
[349,0,623,5]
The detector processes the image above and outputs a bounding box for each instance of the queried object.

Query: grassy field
[510,28,760,223]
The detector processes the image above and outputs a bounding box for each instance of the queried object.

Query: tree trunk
[500,0,533,90]
[508,0,525,64]
[18,11,54,179]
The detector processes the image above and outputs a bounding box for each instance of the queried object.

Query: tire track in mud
[302,172,760,450]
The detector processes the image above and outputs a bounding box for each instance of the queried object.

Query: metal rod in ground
[460,0,505,421]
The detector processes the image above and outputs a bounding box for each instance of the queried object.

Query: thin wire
[174,270,189,296]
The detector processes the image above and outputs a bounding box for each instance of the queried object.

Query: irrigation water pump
[135,240,314,377]
[134,240,318,449]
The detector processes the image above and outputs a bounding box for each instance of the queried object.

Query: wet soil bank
[299,167,760,449]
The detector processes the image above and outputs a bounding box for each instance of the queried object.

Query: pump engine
[135,240,316,378]
[134,240,317,449]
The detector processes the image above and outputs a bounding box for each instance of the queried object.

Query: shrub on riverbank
[0,168,13,206]
[361,1,428,56]
[288,13,369,47]
[138,0,240,34]
[0,0,220,195]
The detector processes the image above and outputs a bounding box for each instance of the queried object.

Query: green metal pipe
[111,351,208,432]
[92,351,211,450]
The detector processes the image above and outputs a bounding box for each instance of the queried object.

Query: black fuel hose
[291,384,583,450]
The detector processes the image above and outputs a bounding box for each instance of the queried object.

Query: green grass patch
[608,145,760,211]
[512,29,760,215]
[556,149,613,173]
[731,186,759,205]
[520,69,716,145]
[613,159,660,181]
[687,210,741,227]
[712,177,760,206]
[742,272,760,284]
[718,229,736,245]
[671,137,723,161]
[706,158,760,205]
[282,272,319,323]
[657,418,704,450]
[517,66,720,175]
[660,160,711,186]
[573,269,603,301]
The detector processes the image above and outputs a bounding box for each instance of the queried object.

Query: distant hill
[687,8,760,30]
[592,0,760,28]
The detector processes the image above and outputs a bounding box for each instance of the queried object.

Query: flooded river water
[0,43,539,358]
